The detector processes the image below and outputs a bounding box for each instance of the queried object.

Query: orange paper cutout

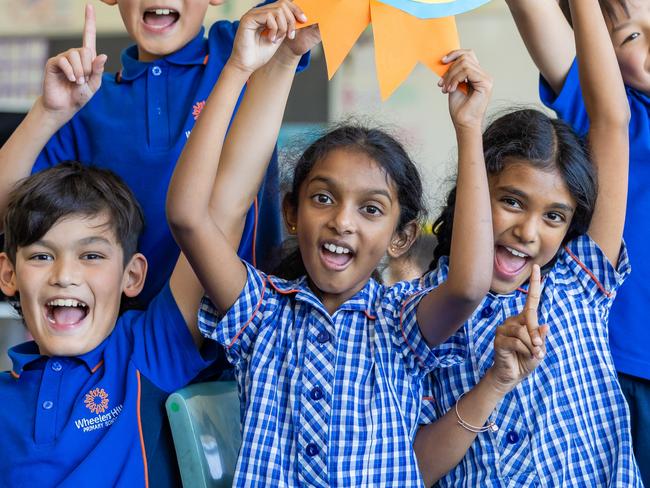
[295,0,460,100]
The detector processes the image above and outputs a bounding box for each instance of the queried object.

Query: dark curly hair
[274,124,426,280]
[431,109,597,269]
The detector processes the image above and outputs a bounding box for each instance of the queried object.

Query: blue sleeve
[127,283,216,392]
[561,234,631,309]
[539,58,590,138]
[33,121,80,173]
[382,279,468,377]
[198,261,270,366]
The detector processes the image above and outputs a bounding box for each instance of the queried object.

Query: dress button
[51,361,62,372]
[481,307,494,319]
[316,330,330,344]
[305,443,319,457]
[152,66,162,76]
[310,387,323,401]
[506,430,520,444]
[42,400,54,410]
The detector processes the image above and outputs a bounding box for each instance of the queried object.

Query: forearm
[0,100,67,227]
[167,62,250,238]
[415,371,505,486]
[505,0,575,95]
[210,47,301,240]
[571,0,628,127]
[446,127,492,301]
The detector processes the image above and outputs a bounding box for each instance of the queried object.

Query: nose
[328,204,355,235]
[49,256,81,288]
[512,216,538,244]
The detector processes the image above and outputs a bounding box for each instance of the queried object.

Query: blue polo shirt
[34,20,308,306]
[540,59,650,381]
[0,284,214,487]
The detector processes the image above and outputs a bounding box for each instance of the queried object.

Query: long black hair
[431,108,597,268]
[273,124,426,280]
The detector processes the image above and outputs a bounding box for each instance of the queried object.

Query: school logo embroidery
[84,387,109,414]
[192,100,206,120]
[74,387,123,433]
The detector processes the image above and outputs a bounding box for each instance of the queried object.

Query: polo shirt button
[506,430,519,444]
[42,400,54,410]
[310,387,323,401]
[152,66,162,76]
[481,307,494,319]
[51,361,62,372]
[316,331,330,344]
[305,443,319,457]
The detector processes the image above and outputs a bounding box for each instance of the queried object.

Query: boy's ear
[0,253,18,297]
[282,195,298,235]
[121,253,147,298]
[99,0,118,5]
[387,222,419,259]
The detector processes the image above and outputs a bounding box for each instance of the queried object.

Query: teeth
[47,298,86,308]
[324,243,350,254]
[506,246,528,258]
[155,8,172,15]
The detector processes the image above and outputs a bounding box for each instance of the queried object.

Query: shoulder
[551,234,629,302]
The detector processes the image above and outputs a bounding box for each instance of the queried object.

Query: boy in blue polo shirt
[0,162,215,487]
[505,0,650,483]
[0,1,308,307]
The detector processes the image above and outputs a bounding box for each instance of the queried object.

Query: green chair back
[166,381,241,487]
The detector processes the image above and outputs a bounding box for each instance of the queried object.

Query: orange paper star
[296,0,460,100]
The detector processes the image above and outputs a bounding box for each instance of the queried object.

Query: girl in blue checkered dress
[166,3,511,486]
[414,0,642,486]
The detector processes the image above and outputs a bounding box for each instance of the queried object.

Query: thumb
[88,54,107,92]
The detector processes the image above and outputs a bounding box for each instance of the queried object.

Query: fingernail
[299,14,307,21]
[533,337,542,346]
[78,76,85,84]
[537,351,545,359]
[290,30,295,39]
[437,79,443,87]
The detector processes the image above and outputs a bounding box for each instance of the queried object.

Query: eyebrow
[610,21,632,34]
[307,175,394,202]
[500,185,575,213]
[35,236,114,248]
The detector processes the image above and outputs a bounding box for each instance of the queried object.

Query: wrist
[454,122,484,137]
[30,97,71,132]
[272,45,302,69]
[223,58,255,80]
[482,367,515,399]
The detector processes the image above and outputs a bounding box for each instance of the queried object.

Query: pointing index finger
[83,4,97,55]
[524,264,543,344]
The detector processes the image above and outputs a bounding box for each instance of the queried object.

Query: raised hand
[488,265,549,395]
[229,0,308,75]
[41,4,107,119]
[439,49,492,131]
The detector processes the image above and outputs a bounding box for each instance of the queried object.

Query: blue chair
[166,381,241,487]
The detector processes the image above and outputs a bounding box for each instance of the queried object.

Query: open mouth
[45,298,89,329]
[143,8,180,30]
[320,242,354,270]
[494,245,530,279]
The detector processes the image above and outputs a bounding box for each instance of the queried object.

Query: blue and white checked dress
[421,235,643,487]
[198,262,467,487]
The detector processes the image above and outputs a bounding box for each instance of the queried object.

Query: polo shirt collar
[8,339,108,378]
[120,26,208,81]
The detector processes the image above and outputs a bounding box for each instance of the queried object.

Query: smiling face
[0,213,146,357]
[604,0,650,95]
[285,148,411,313]
[101,0,224,61]
[489,160,576,294]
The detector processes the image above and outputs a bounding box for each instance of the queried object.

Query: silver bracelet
[455,391,499,433]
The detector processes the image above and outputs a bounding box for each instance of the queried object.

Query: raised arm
[570,0,629,265]
[416,50,493,346]
[416,266,547,485]
[0,5,106,230]
[167,2,318,314]
[505,0,575,95]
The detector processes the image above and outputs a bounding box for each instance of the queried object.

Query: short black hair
[3,162,144,265]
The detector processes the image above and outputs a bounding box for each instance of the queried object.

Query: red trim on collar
[10,370,19,379]
[203,54,209,65]
[91,359,104,373]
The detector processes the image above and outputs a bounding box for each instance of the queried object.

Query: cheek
[617,49,647,80]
